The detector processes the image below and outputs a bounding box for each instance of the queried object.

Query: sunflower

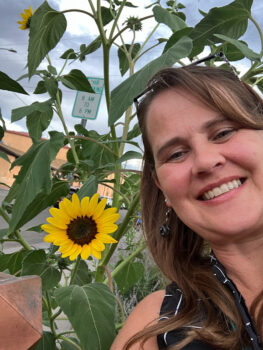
[41,193,119,261]
[17,6,36,30]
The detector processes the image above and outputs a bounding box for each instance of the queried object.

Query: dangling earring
[160,202,171,237]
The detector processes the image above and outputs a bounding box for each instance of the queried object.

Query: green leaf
[118,43,141,76]
[0,125,4,142]
[44,78,58,98]
[34,80,48,94]
[26,107,53,141]
[8,133,65,233]
[55,283,116,350]
[109,36,192,126]
[127,123,141,140]
[0,152,10,163]
[0,228,8,239]
[28,1,67,77]
[34,331,56,350]
[79,36,102,61]
[190,0,252,57]
[26,224,43,233]
[11,100,52,122]
[214,34,260,61]
[153,6,186,32]
[22,250,61,291]
[60,338,81,350]
[60,48,77,59]
[0,71,28,95]
[114,261,144,294]
[116,151,142,164]
[48,65,57,75]
[14,181,69,232]
[61,70,94,92]
[0,250,29,275]
[77,175,98,200]
[72,260,93,286]
[163,27,193,53]
[101,6,114,26]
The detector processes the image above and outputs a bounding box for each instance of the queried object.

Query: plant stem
[95,192,140,282]
[110,15,154,44]
[15,230,33,250]
[66,135,118,156]
[56,330,76,337]
[103,242,146,283]
[60,8,94,19]
[0,206,32,250]
[69,255,81,285]
[45,292,58,337]
[109,0,128,42]
[249,15,263,57]
[58,336,82,350]
[55,91,79,166]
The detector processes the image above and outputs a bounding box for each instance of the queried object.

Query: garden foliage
[0,0,262,349]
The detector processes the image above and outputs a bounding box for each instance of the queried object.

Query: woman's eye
[213,128,236,141]
[167,150,186,162]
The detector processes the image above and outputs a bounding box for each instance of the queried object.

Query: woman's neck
[211,237,263,308]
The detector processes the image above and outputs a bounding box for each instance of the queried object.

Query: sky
[0,0,262,158]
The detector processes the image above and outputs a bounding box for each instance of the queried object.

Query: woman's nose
[191,143,225,176]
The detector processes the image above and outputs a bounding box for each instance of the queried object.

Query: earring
[160,205,171,237]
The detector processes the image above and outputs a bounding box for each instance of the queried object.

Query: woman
[111,64,263,350]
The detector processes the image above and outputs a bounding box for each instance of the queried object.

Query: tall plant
[0,0,262,348]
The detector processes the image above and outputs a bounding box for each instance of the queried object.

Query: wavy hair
[124,66,263,349]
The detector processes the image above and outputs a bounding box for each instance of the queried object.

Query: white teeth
[202,179,243,200]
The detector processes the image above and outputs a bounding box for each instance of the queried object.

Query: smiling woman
[111,65,263,350]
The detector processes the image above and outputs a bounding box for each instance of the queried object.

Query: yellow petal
[80,244,91,260]
[80,196,90,216]
[59,242,75,254]
[92,198,107,220]
[58,240,74,251]
[46,217,68,230]
[95,233,118,244]
[69,246,82,261]
[61,243,79,256]
[41,224,66,235]
[99,208,118,221]
[49,207,70,223]
[86,193,99,217]
[71,193,81,213]
[96,213,120,225]
[91,249,101,260]
[59,198,77,219]
[97,223,118,234]
[91,239,105,251]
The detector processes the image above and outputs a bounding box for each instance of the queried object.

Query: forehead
[145,88,216,131]
[145,88,222,154]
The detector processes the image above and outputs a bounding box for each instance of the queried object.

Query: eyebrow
[156,115,228,160]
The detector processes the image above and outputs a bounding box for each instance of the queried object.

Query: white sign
[72,77,104,120]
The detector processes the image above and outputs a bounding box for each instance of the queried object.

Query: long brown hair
[125,66,263,349]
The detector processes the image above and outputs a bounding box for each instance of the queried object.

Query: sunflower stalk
[0,206,32,250]
[69,255,81,285]
[103,242,146,284]
[95,192,140,282]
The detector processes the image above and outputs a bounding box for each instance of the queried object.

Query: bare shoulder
[111,289,165,350]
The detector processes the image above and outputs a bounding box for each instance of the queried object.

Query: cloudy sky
[0,0,262,139]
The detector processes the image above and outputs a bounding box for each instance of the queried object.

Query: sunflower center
[66,216,97,246]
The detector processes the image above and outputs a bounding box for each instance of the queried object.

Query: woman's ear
[152,170,172,207]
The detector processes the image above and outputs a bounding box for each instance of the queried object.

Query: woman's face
[146,88,263,245]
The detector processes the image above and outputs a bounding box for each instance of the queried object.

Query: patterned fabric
[157,256,261,350]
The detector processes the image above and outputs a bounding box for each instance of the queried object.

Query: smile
[201,178,245,201]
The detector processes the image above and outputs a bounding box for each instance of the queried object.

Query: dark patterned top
[157,255,261,350]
